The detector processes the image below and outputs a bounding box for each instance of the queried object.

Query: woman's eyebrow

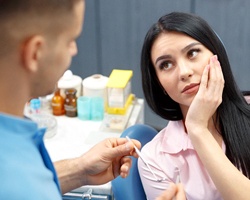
[181,42,201,53]
[154,42,202,65]
[155,55,172,65]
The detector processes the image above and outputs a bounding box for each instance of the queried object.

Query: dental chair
[111,124,158,200]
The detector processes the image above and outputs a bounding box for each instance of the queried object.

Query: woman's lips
[182,83,200,94]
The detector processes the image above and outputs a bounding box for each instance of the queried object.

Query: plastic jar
[58,70,82,98]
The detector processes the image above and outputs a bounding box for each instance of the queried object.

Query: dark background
[69,0,250,130]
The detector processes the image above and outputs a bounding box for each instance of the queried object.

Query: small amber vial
[64,88,77,117]
[51,87,65,116]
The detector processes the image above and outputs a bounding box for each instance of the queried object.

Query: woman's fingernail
[212,55,218,62]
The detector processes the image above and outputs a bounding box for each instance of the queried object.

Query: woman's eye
[188,49,200,59]
[159,61,173,70]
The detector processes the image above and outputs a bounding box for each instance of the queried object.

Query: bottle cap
[30,98,41,110]
[58,70,82,89]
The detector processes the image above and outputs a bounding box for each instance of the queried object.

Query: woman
[139,12,250,200]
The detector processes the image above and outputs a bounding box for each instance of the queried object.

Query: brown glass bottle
[64,88,77,117]
[51,87,65,116]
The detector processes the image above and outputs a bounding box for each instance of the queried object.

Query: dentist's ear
[21,35,45,73]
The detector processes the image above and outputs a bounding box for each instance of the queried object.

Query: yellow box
[106,69,133,114]
[106,94,134,115]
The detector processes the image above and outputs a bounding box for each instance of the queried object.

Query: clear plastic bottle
[64,88,77,117]
[51,86,65,116]
[29,98,41,115]
[29,98,58,139]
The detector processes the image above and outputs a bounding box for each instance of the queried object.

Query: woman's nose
[178,62,193,81]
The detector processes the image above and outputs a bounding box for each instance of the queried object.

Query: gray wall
[69,0,250,130]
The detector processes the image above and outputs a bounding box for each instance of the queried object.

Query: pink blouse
[138,120,225,200]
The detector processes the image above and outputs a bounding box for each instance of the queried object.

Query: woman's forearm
[189,128,250,200]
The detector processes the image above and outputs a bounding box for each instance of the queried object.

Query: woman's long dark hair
[141,12,250,178]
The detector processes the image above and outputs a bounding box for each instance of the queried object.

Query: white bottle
[58,70,82,98]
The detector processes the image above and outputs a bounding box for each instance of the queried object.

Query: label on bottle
[64,105,76,111]
[52,102,62,107]
[64,105,77,117]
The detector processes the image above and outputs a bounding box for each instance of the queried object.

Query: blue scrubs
[0,113,62,200]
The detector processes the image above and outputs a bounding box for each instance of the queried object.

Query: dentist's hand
[55,137,141,194]
[79,137,141,185]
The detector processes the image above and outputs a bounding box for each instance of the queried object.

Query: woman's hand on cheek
[185,55,225,131]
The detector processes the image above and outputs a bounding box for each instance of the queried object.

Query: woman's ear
[21,35,45,73]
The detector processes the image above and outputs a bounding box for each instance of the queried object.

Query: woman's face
[151,31,213,111]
